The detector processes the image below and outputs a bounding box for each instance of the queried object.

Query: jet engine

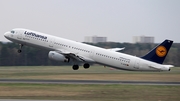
[48,51,69,62]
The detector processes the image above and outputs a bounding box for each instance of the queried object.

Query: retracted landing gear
[72,65,79,70]
[18,44,23,53]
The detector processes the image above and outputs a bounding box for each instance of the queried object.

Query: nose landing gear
[18,44,23,53]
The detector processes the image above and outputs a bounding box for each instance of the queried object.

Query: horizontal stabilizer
[163,65,174,68]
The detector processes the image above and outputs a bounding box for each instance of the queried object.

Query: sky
[0,0,180,43]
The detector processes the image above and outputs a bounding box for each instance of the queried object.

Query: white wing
[107,47,125,52]
[55,49,95,63]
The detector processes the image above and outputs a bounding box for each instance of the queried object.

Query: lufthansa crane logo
[156,46,167,57]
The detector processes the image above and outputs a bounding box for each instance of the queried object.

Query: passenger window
[11,30,15,34]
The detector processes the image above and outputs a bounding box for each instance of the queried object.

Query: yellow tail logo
[156,46,167,57]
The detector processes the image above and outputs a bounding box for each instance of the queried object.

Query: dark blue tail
[141,39,173,64]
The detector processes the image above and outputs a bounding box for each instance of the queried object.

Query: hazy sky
[0,0,180,43]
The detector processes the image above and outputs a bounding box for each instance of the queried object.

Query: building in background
[133,36,154,43]
[84,36,107,43]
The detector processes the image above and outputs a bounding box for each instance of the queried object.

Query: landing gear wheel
[83,63,90,69]
[17,49,22,53]
[72,65,79,70]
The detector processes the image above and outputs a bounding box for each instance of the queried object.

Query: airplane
[4,28,174,71]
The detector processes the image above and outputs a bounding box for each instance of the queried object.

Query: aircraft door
[134,59,140,69]
[89,50,94,58]
[49,37,55,48]
[17,31,22,40]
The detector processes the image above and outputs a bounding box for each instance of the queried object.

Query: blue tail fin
[141,39,173,64]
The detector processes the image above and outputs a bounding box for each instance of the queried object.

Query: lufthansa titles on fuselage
[24,31,47,39]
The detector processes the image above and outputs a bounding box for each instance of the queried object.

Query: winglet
[141,39,173,64]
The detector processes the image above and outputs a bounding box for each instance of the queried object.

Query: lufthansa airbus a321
[4,28,174,71]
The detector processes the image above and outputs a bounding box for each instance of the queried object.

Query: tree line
[0,42,179,66]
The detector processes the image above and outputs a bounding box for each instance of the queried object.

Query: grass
[0,66,180,101]
[0,66,180,81]
[0,83,180,101]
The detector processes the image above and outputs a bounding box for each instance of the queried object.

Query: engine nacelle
[48,51,69,62]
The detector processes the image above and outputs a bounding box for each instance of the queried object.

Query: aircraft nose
[4,32,10,38]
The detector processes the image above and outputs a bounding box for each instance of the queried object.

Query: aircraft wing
[107,47,125,52]
[55,49,95,63]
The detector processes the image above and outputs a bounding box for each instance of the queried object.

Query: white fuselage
[4,28,170,71]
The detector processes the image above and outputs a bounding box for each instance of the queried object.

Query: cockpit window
[11,30,15,34]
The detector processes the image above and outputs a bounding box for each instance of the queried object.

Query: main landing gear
[83,63,90,69]
[18,44,23,53]
[72,65,79,70]
[72,63,90,70]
